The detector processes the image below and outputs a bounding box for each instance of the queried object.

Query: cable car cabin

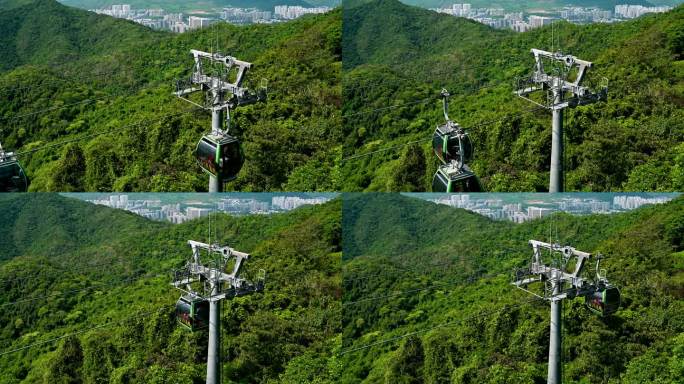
[175,295,209,331]
[0,158,28,192]
[585,286,621,316]
[194,134,244,181]
[432,164,482,193]
[432,124,473,165]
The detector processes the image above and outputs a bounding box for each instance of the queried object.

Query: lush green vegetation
[341,193,684,383]
[0,0,341,192]
[341,0,684,192]
[0,193,341,383]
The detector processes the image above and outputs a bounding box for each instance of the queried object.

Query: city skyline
[428,3,676,32]
[407,192,680,223]
[86,3,333,32]
[62,193,338,223]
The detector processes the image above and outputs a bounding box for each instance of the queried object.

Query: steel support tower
[512,240,620,384]
[175,50,266,192]
[515,49,607,192]
[172,240,265,384]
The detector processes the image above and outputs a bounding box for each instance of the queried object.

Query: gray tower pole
[206,283,221,384]
[550,86,563,193]
[209,108,223,193]
[548,276,562,384]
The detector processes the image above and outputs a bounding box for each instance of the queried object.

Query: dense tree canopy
[341,0,684,192]
[341,193,684,383]
[0,193,341,383]
[0,0,341,192]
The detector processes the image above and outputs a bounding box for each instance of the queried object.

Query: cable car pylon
[512,240,620,384]
[0,141,28,192]
[174,50,267,192]
[171,240,265,384]
[431,89,482,192]
[515,49,607,192]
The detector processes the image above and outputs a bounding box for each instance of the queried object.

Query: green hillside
[0,193,341,383]
[0,0,162,72]
[341,193,684,383]
[341,0,684,192]
[0,0,341,192]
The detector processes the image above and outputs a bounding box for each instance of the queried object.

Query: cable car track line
[0,271,164,308]
[339,297,542,355]
[343,270,507,306]
[14,107,201,157]
[0,305,173,357]
[341,104,548,162]
[341,97,438,119]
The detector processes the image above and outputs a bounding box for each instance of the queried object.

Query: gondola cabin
[432,164,482,193]
[194,134,244,181]
[176,295,209,331]
[585,286,620,316]
[0,157,28,192]
[432,124,473,164]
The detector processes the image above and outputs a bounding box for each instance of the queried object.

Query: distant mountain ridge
[0,0,159,72]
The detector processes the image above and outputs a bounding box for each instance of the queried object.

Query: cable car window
[195,138,219,176]
[433,128,474,165]
[0,161,28,192]
[585,287,620,316]
[432,131,447,163]
[220,140,243,180]
[176,296,210,331]
[451,175,482,193]
[432,171,449,193]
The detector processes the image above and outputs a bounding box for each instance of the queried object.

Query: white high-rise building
[188,16,214,29]
[186,207,212,220]
[529,15,553,29]
[527,206,553,219]
[615,5,672,19]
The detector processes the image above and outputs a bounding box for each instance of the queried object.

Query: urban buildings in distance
[81,194,332,224]
[430,3,674,32]
[420,193,677,223]
[89,4,332,33]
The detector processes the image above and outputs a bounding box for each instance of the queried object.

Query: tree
[389,144,427,192]
[385,335,424,384]
[43,335,83,384]
[51,144,86,191]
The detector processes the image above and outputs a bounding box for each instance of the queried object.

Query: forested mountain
[341,0,684,192]
[0,0,341,192]
[0,193,341,383]
[341,193,684,383]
